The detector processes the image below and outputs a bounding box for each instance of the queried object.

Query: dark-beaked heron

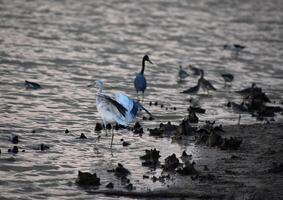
[134,55,153,100]
[89,80,152,147]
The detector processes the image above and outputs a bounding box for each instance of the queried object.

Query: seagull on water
[134,55,153,100]
[89,80,152,147]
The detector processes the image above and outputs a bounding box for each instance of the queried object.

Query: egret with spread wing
[89,80,152,147]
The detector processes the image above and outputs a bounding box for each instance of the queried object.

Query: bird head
[88,80,104,92]
[143,55,153,64]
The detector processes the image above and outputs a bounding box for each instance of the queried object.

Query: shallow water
[0,0,283,199]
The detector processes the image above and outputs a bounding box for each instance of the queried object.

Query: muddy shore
[85,123,283,200]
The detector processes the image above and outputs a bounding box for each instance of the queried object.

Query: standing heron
[134,55,153,100]
[89,80,152,147]
[198,69,217,94]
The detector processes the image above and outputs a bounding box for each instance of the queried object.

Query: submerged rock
[8,146,19,154]
[163,154,180,171]
[76,171,100,187]
[40,144,50,151]
[65,129,69,133]
[106,182,114,189]
[140,148,161,167]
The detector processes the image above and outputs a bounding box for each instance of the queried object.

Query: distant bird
[227,101,249,125]
[134,55,153,100]
[25,80,41,89]
[89,80,151,147]
[181,84,199,95]
[189,65,201,76]
[223,44,246,55]
[221,73,234,87]
[198,69,217,94]
[178,65,189,79]
[235,83,261,98]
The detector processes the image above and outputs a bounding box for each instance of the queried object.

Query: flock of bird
[85,44,249,146]
[26,43,270,147]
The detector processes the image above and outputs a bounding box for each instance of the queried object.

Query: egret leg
[110,128,114,148]
[136,91,139,101]
[103,120,107,136]
[142,92,145,102]
[238,113,241,125]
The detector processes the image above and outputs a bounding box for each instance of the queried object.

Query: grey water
[0,0,283,199]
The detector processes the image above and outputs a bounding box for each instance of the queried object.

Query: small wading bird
[178,65,189,80]
[134,55,153,100]
[221,73,234,87]
[198,69,217,94]
[89,80,152,147]
[223,44,246,56]
[227,101,250,125]
[181,83,200,95]
[25,80,41,89]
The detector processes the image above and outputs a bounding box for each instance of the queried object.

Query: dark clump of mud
[107,163,131,178]
[140,148,161,167]
[194,121,242,150]
[176,161,198,176]
[132,122,144,134]
[163,153,180,171]
[76,171,100,187]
